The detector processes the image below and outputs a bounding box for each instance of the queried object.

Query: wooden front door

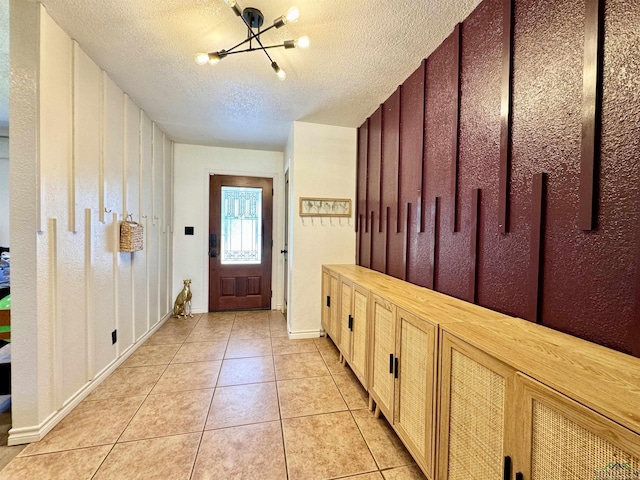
[209,175,273,311]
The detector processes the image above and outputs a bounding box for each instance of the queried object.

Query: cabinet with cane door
[438,326,640,480]
[322,265,640,480]
[336,277,369,386]
[321,267,331,334]
[369,299,438,478]
[321,267,341,344]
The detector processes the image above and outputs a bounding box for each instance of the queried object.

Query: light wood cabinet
[336,278,369,386]
[368,294,396,420]
[322,269,341,343]
[394,308,438,477]
[338,277,353,362]
[369,305,440,477]
[329,270,340,343]
[438,332,518,480]
[350,283,369,385]
[513,373,640,480]
[438,331,640,480]
[321,267,331,334]
[322,265,640,480]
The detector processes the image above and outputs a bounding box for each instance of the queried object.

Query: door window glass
[220,186,262,265]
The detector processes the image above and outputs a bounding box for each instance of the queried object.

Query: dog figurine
[173,279,193,318]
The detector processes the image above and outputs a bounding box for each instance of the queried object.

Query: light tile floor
[0,311,427,480]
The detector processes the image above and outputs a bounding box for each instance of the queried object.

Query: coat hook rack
[299,197,352,218]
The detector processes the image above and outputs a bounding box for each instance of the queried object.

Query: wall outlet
[111,330,117,345]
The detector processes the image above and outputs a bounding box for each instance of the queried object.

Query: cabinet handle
[389,354,394,374]
[503,456,512,480]
[516,474,523,480]
[348,315,353,330]
[394,357,399,379]
[326,296,331,307]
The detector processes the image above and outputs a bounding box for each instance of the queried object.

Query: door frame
[283,168,290,317]
[202,168,284,313]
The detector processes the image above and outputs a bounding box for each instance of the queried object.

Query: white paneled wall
[9,4,174,445]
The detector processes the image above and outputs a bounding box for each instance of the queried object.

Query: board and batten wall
[356,0,640,357]
[10,2,174,444]
[172,143,284,315]
[285,121,357,338]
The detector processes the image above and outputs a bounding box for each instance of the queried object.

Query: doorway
[208,175,273,311]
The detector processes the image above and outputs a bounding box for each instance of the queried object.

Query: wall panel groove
[450,24,462,233]
[49,218,61,410]
[528,173,547,324]
[397,86,403,233]
[99,72,106,224]
[420,60,428,233]
[578,0,605,231]
[403,202,411,281]
[498,0,515,234]
[469,189,481,304]
[430,197,440,290]
[84,208,94,381]
[69,43,77,233]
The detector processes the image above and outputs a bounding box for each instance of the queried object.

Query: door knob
[281,249,288,254]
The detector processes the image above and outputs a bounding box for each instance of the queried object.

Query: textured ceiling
[3,0,483,150]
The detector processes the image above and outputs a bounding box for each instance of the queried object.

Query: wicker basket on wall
[120,215,144,252]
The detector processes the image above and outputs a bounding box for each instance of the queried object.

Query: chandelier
[195,0,310,80]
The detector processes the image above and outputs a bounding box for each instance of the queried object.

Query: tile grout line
[190,311,236,480]
[270,318,291,480]
[320,336,386,479]
[88,314,205,479]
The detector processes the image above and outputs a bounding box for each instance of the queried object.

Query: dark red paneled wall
[355,0,640,357]
[383,89,403,280]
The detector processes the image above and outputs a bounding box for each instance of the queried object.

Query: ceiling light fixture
[195,1,309,81]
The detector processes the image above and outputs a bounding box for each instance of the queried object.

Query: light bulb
[286,6,300,22]
[295,36,310,48]
[272,62,287,81]
[195,53,209,65]
[208,54,221,65]
[224,0,242,16]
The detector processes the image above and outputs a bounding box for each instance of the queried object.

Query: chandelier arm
[236,11,274,63]
[225,22,278,53]
[225,36,252,54]
[224,44,288,55]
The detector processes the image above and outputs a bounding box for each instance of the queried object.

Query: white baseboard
[193,307,284,315]
[8,312,172,446]
[288,329,322,340]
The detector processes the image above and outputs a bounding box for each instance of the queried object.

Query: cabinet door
[350,284,369,387]
[369,294,396,420]
[321,268,331,334]
[339,277,353,361]
[394,308,437,477]
[329,272,340,343]
[438,332,518,480]
[513,372,640,480]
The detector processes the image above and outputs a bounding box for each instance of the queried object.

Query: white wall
[9,3,174,445]
[287,122,357,338]
[0,136,8,246]
[173,144,284,313]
